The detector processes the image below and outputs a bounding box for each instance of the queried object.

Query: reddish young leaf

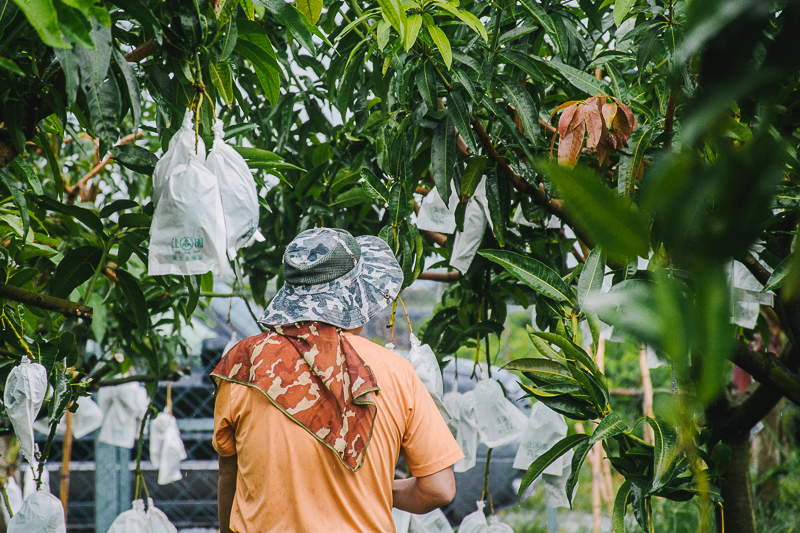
[568,103,585,134]
[584,97,606,149]
[602,101,617,127]
[614,99,638,135]
[558,104,578,138]
[559,119,585,168]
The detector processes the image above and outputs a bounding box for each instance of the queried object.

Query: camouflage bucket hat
[258,228,404,329]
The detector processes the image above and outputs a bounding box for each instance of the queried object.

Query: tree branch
[418,271,460,282]
[731,339,800,406]
[0,283,92,319]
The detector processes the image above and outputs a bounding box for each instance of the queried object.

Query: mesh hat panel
[283,229,361,285]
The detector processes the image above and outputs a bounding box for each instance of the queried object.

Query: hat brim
[258,235,404,329]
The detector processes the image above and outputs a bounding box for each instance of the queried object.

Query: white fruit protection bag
[4,356,48,470]
[543,449,576,508]
[205,120,264,258]
[403,333,452,420]
[149,410,188,485]
[148,152,228,276]
[97,380,150,449]
[409,508,454,533]
[107,498,178,533]
[450,179,490,273]
[416,184,459,234]
[7,491,66,533]
[152,109,206,206]
[453,390,479,473]
[34,396,104,440]
[457,501,513,533]
[473,378,527,448]
[513,402,568,473]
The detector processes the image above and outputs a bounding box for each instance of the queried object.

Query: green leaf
[47,369,72,421]
[590,412,627,444]
[486,168,509,246]
[577,245,606,309]
[415,61,438,109]
[377,19,391,50]
[337,40,367,114]
[34,194,105,236]
[565,438,592,506]
[447,91,476,153]
[431,0,487,41]
[613,0,637,26]
[497,76,539,148]
[112,47,140,130]
[535,160,650,261]
[361,168,389,204]
[645,416,678,492]
[498,51,546,83]
[10,157,43,195]
[612,480,632,532]
[482,95,535,162]
[99,199,138,218]
[54,47,80,109]
[209,61,235,105]
[425,20,451,69]
[527,330,602,377]
[118,213,150,228]
[461,156,486,197]
[234,39,281,105]
[478,249,574,304]
[518,433,589,499]
[517,0,555,35]
[108,0,162,43]
[186,274,200,319]
[55,0,94,49]
[12,0,69,48]
[253,0,315,54]
[88,292,107,343]
[114,144,158,175]
[0,167,29,241]
[431,117,456,206]
[375,0,405,39]
[35,132,64,195]
[618,128,652,201]
[404,14,422,51]
[388,184,411,226]
[76,20,118,143]
[548,62,607,96]
[116,267,149,335]
[763,255,791,292]
[0,57,22,74]
[233,146,282,162]
[49,245,103,299]
[294,0,322,24]
[504,358,574,383]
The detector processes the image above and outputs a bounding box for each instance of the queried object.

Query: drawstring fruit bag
[7,491,66,533]
[457,501,487,533]
[97,380,150,449]
[453,390,478,473]
[543,449,576,508]
[416,183,459,234]
[152,109,206,206]
[4,356,47,470]
[403,333,451,420]
[205,120,264,258]
[34,396,104,440]
[149,410,188,485]
[148,152,227,276]
[450,179,490,273]
[513,401,567,473]
[107,498,178,533]
[409,508,453,533]
[473,378,527,449]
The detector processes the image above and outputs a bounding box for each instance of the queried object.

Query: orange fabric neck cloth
[211,322,379,471]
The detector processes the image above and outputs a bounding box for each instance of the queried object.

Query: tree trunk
[718,438,756,533]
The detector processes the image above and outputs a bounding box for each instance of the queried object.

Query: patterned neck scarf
[211,322,379,471]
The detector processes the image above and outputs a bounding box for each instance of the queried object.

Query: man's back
[213,333,463,533]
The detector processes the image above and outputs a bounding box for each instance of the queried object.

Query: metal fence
[35,372,219,532]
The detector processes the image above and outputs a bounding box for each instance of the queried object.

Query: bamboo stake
[590,441,602,533]
[595,337,615,516]
[59,410,74,519]
[639,346,655,444]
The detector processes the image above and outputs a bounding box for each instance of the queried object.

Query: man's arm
[392,467,456,514]
[218,454,238,533]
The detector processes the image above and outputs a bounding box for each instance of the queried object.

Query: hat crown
[283,228,361,285]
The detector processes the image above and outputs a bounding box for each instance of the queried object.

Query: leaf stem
[83,242,111,307]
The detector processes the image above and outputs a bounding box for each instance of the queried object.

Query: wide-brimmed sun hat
[258,228,404,329]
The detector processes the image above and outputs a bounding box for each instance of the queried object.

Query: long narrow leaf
[479,249,574,304]
[613,480,633,532]
[518,433,588,499]
[577,245,606,309]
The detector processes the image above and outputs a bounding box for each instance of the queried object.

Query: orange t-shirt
[213,333,464,533]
